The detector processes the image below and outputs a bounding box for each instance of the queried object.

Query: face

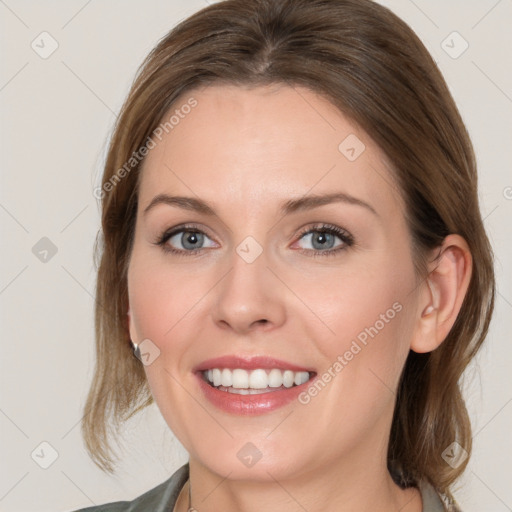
[127,83,421,482]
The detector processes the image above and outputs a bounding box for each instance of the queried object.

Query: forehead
[137,83,403,218]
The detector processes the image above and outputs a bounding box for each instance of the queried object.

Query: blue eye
[295,223,354,257]
[154,222,354,257]
[156,224,216,254]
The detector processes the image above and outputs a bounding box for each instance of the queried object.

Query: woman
[73,0,495,510]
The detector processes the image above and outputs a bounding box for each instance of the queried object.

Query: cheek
[298,252,414,340]
[128,254,209,341]
[127,254,203,435]
[294,252,416,390]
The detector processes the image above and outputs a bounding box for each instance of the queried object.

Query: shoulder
[418,479,464,512]
[65,463,189,512]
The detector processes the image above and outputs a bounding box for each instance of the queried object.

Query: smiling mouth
[201,367,315,395]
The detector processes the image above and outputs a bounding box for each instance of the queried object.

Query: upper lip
[193,355,315,373]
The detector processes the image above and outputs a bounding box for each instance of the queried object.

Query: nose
[211,244,286,336]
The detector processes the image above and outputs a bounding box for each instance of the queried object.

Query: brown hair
[83,0,495,500]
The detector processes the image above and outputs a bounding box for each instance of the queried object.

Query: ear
[410,234,472,353]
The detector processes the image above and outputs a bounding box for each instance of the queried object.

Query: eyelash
[153,222,354,258]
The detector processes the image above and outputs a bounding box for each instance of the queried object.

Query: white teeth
[228,387,249,394]
[249,369,268,389]
[203,368,311,390]
[221,368,232,387]
[212,368,222,386]
[226,387,274,395]
[268,368,283,387]
[282,370,295,388]
[232,369,249,388]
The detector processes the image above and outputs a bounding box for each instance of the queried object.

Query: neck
[180,451,422,512]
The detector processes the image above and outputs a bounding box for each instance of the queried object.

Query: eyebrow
[143,192,378,217]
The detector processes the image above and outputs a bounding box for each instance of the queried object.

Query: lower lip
[195,373,315,415]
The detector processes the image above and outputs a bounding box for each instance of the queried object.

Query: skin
[127,83,472,512]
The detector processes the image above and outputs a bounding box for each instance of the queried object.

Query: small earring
[422,305,435,317]
[131,340,141,360]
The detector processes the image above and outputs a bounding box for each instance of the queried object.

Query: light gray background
[1,1,511,511]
